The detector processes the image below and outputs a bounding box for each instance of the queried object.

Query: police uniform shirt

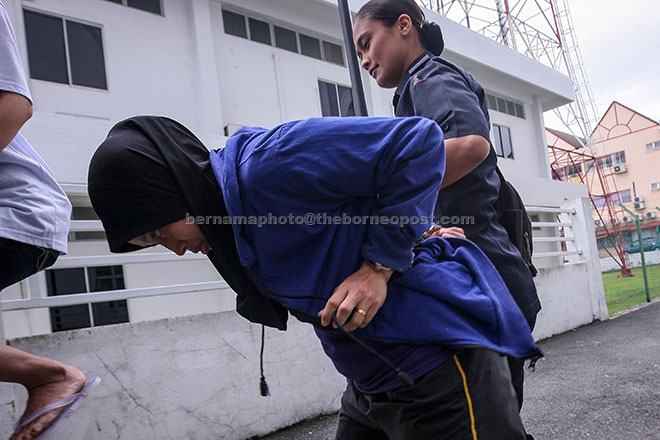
[394,53,541,322]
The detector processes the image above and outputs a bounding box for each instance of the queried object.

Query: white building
[0,1,607,438]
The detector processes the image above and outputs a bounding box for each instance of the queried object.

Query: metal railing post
[620,204,650,302]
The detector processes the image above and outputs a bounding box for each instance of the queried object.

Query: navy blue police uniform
[394,53,541,410]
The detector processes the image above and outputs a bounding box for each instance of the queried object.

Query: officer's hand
[318,262,391,331]
[423,225,466,240]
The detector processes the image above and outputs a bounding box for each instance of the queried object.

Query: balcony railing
[1,204,585,314]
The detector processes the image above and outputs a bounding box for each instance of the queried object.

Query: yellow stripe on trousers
[453,355,478,440]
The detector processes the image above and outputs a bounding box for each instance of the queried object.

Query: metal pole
[620,204,650,302]
[338,0,368,116]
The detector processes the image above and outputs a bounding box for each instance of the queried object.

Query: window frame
[220,7,345,67]
[485,92,525,119]
[103,0,163,16]
[492,123,514,159]
[318,79,354,117]
[46,265,129,332]
[23,8,108,91]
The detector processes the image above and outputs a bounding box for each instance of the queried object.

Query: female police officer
[353,0,541,415]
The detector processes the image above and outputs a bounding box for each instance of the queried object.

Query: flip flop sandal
[14,376,101,439]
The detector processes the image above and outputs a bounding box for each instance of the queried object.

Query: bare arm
[0,90,32,152]
[441,134,490,189]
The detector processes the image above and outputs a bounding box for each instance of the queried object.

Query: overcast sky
[546,0,660,129]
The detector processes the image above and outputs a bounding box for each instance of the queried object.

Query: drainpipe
[338,0,368,116]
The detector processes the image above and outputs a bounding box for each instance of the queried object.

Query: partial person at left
[0,3,100,439]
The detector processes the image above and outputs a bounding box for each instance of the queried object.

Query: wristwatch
[366,260,393,272]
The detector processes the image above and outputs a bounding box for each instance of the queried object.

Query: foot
[10,365,86,440]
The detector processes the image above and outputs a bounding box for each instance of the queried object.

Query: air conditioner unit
[634,202,646,210]
[634,196,645,203]
[647,211,658,219]
[594,219,604,227]
[623,215,634,223]
[637,214,644,221]
[613,218,621,225]
[614,164,627,174]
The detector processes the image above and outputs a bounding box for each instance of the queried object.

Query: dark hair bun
[420,21,444,56]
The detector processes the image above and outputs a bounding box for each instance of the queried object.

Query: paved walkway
[258,301,660,439]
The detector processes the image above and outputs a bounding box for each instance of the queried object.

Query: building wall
[1,0,578,339]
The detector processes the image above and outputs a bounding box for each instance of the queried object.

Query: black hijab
[88,116,288,329]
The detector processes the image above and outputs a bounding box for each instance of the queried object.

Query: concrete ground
[257,300,660,439]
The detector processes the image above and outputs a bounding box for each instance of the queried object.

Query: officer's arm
[441,134,490,188]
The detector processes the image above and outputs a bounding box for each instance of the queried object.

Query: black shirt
[394,53,541,322]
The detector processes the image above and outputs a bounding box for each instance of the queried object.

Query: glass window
[612,151,626,164]
[486,94,497,110]
[506,100,516,116]
[492,125,503,157]
[514,103,524,118]
[318,81,354,117]
[646,141,660,151]
[500,125,513,158]
[66,21,107,89]
[492,124,513,159]
[322,41,344,65]
[126,0,162,14]
[46,266,129,332]
[496,97,506,113]
[300,34,322,59]
[222,10,247,38]
[248,17,271,45]
[337,85,355,117]
[620,189,632,203]
[274,25,297,52]
[318,80,339,116]
[23,10,68,85]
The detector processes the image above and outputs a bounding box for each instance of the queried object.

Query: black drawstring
[259,325,270,396]
[332,313,413,387]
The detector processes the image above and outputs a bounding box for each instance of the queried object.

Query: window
[300,34,322,59]
[221,9,344,66]
[592,189,632,209]
[222,9,248,38]
[24,10,107,89]
[318,80,354,117]
[322,41,345,65]
[274,25,297,52]
[651,182,660,191]
[597,150,626,169]
[103,0,162,15]
[46,266,129,332]
[485,92,525,119]
[492,124,513,159]
[554,163,583,180]
[646,141,660,151]
[248,17,271,45]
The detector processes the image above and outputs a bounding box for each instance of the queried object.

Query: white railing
[1,220,226,313]
[1,205,586,314]
[527,205,583,261]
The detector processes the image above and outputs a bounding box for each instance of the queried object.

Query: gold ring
[357,308,367,316]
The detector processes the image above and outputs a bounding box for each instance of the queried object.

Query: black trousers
[0,237,59,291]
[336,348,526,440]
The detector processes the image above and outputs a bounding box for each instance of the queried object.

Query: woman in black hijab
[88,115,538,440]
[88,116,288,330]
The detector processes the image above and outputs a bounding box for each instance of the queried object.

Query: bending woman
[88,115,538,440]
